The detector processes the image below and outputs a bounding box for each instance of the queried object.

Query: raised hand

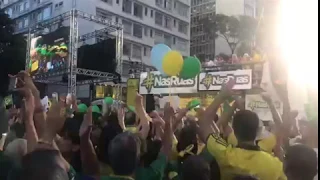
[45,97,67,137]
[17,87,35,117]
[221,78,236,96]
[80,107,93,137]
[135,92,143,105]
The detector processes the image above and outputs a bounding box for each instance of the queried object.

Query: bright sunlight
[278,0,318,91]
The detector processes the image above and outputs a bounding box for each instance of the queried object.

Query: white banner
[139,71,198,94]
[245,94,283,121]
[198,69,252,91]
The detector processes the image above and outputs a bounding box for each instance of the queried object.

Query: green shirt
[135,153,167,180]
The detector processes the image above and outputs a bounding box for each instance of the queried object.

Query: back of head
[177,120,199,167]
[232,110,259,142]
[98,121,123,164]
[108,132,140,176]
[19,149,69,180]
[4,138,27,166]
[284,144,318,180]
[181,155,210,180]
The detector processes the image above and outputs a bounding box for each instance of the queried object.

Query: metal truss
[76,68,118,79]
[78,28,113,42]
[25,9,124,100]
[31,11,71,31]
[34,79,68,86]
[32,69,69,79]
[77,78,116,85]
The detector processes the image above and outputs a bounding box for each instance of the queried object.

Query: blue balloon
[151,44,171,73]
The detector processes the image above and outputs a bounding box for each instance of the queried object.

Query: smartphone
[8,77,17,92]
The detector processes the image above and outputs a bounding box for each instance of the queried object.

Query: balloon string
[169,82,173,106]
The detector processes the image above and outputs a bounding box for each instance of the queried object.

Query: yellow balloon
[162,51,184,76]
[253,54,261,62]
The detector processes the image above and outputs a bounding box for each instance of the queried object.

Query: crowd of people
[0,71,318,180]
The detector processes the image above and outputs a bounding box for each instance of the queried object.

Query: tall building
[190,0,256,60]
[1,0,191,75]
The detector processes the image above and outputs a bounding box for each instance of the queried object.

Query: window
[132,44,142,58]
[173,37,176,45]
[3,0,8,5]
[178,21,188,34]
[164,0,172,11]
[174,1,176,8]
[150,10,153,17]
[59,1,63,6]
[122,0,132,14]
[122,20,132,35]
[133,3,143,19]
[115,17,118,23]
[123,42,131,56]
[24,1,30,10]
[144,27,148,36]
[144,7,148,16]
[6,8,12,18]
[17,3,22,12]
[37,12,42,22]
[177,2,188,17]
[18,21,23,29]
[24,18,29,27]
[173,19,176,27]
[156,0,162,7]
[155,12,163,26]
[133,24,142,38]
[150,29,153,37]
[164,16,171,29]
[164,34,172,46]
[143,47,147,56]
[96,8,112,20]
[43,6,51,20]
[116,0,119,4]
[101,0,112,5]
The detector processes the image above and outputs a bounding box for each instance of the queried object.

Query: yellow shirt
[227,131,277,153]
[207,133,286,180]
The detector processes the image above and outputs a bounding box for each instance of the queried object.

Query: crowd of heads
[0,71,318,180]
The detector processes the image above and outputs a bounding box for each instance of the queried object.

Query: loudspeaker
[145,94,155,114]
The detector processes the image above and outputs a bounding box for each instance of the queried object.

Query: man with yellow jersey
[198,79,286,180]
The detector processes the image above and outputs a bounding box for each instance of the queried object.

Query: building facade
[190,0,256,60]
[1,0,191,99]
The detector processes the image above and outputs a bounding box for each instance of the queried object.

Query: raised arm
[135,92,150,139]
[79,107,100,177]
[18,87,38,153]
[198,79,236,139]
[261,93,283,127]
[161,102,174,159]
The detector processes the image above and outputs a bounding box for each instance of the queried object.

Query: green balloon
[41,48,47,56]
[92,105,101,114]
[104,97,114,105]
[77,103,88,113]
[128,106,136,113]
[180,57,201,79]
[187,99,201,110]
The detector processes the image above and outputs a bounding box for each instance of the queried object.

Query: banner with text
[198,69,252,91]
[245,94,283,121]
[139,71,198,94]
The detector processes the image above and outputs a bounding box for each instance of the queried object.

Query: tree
[0,10,26,97]
[201,14,258,55]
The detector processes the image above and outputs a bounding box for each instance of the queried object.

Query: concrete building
[190,0,257,59]
[1,0,191,98]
